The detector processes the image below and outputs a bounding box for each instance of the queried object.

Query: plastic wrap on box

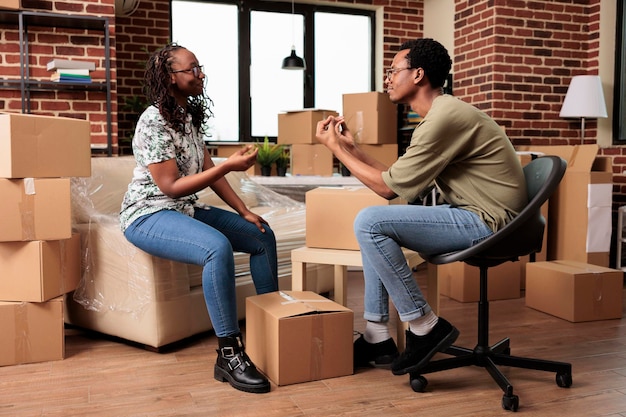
[70,157,309,318]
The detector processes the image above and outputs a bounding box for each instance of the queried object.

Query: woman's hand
[240,209,268,233]
[225,145,258,172]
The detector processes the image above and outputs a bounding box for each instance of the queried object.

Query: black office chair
[411,155,572,412]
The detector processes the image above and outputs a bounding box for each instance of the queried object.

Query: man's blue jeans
[354,204,493,323]
[124,207,278,337]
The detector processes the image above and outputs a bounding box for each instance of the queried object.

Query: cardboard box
[277,109,339,144]
[438,261,521,303]
[290,144,334,176]
[245,291,353,386]
[525,260,623,322]
[360,144,398,166]
[342,92,397,144]
[0,0,20,10]
[0,178,72,242]
[516,145,612,267]
[0,112,91,178]
[305,187,405,250]
[0,296,65,366]
[0,234,81,302]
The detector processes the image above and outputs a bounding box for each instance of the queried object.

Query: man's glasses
[386,67,411,80]
[171,64,204,78]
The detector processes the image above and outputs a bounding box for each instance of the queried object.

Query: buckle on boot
[220,346,236,357]
[227,355,243,371]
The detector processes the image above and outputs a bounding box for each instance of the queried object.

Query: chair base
[409,337,573,412]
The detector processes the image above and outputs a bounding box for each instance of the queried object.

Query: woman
[120,43,277,394]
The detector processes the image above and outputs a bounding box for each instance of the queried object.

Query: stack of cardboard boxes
[277,109,338,176]
[277,92,398,176]
[516,144,622,323]
[0,112,91,366]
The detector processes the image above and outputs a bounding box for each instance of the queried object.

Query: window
[171,0,374,142]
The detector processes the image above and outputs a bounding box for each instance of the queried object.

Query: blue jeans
[354,204,493,323]
[123,207,278,337]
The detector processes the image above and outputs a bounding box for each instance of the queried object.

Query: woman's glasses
[171,65,204,78]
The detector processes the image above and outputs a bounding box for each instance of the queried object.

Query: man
[315,38,527,377]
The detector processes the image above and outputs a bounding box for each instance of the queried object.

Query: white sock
[408,311,439,336]
[364,321,391,344]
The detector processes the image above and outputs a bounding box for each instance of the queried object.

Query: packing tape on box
[14,302,30,365]
[593,274,603,318]
[19,178,36,240]
[278,292,335,305]
[311,314,323,382]
[58,239,68,294]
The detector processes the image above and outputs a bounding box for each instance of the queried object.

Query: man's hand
[332,116,357,148]
[315,115,341,149]
[316,115,357,151]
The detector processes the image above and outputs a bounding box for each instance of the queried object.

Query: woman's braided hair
[143,43,213,135]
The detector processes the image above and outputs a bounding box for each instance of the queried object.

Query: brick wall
[0,0,116,150]
[115,0,170,154]
[454,0,602,147]
[453,0,624,262]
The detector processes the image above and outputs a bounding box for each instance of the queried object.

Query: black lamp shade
[282,48,306,70]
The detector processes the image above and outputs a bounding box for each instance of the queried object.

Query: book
[51,73,92,83]
[46,59,96,72]
[51,68,91,76]
[51,72,91,80]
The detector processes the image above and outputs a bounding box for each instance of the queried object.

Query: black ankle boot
[353,333,399,369]
[214,333,271,394]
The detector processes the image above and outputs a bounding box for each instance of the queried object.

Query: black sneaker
[353,333,399,369]
[391,317,459,375]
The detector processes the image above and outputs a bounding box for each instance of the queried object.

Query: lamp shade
[559,75,608,119]
[282,47,306,70]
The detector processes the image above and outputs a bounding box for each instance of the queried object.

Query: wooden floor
[2,265,626,417]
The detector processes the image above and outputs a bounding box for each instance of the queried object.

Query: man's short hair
[399,38,452,89]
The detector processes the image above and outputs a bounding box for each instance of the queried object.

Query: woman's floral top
[119,105,206,232]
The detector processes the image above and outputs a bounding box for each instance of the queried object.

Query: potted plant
[275,149,290,176]
[254,137,283,176]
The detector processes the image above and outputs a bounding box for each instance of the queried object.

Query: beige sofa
[65,156,332,350]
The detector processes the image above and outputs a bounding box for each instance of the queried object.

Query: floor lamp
[559,75,608,144]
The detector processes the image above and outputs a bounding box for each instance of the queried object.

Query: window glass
[171,1,373,141]
[314,12,372,114]
[250,11,304,138]
[171,1,239,141]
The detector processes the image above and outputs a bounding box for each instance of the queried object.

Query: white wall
[423,0,455,56]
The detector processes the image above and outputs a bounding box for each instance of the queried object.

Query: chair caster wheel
[409,374,428,392]
[502,394,519,412]
[556,372,572,388]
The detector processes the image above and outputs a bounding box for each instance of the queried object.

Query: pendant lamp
[282,0,306,70]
